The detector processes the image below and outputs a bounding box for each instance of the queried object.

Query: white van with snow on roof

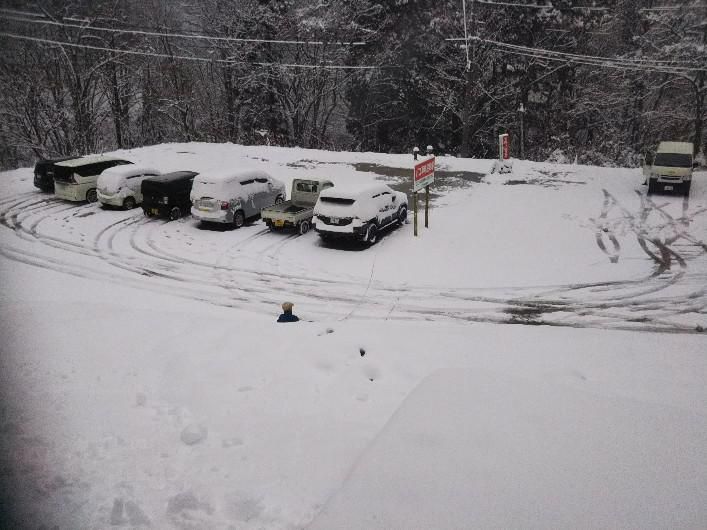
[646,141,696,196]
[97,165,161,209]
[53,155,133,203]
[190,169,285,228]
[313,183,407,245]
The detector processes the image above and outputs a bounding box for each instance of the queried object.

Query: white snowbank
[1,142,706,528]
[311,369,707,529]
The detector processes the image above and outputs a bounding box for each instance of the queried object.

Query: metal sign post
[498,133,510,161]
[413,153,435,236]
[425,185,429,228]
[413,191,418,236]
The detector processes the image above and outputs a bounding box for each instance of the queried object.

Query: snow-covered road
[2,144,706,332]
[1,143,706,529]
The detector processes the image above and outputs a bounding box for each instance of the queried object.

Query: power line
[0,32,392,70]
[489,38,705,68]
[446,36,706,72]
[476,1,607,10]
[475,0,707,11]
[0,11,367,47]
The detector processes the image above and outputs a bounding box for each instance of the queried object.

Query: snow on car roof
[146,171,197,183]
[55,155,126,168]
[319,182,390,200]
[657,142,693,155]
[100,165,160,179]
[195,168,271,184]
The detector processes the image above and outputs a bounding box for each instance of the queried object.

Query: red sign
[502,134,510,159]
[414,157,435,191]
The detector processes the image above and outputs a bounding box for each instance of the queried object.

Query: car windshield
[320,197,355,205]
[296,182,317,192]
[654,153,692,168]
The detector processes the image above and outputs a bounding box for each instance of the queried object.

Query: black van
[33,156,78,192]
[141,171,198,221]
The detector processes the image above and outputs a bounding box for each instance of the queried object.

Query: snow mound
[180,423,208,445]
[310,369,707,529]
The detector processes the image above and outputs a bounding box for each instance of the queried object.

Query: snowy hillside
[1,143,706,528]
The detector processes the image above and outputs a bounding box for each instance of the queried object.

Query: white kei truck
[261,179,334,235]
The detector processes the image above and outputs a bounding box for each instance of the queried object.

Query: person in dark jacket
[277,302,299,323]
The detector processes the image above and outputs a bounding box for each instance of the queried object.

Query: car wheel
[169,206,181,221]
[86,188,98,203]
[397,206,407,225]
[365,224,378,245]
[233,209,245,228]
[299,220,310,235]
[123,197,136,210]
[275,195,284,205]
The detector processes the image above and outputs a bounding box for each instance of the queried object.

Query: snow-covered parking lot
[1,143,706,528]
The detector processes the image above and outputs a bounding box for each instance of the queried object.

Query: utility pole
[519,103,525,159]
[413,147,419,237]
[425,145,433,228]
[460,0,476,158]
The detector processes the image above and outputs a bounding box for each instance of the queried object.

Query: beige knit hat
[282,301,294,311]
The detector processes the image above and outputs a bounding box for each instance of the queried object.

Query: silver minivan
[190,169,286,228]
[53,155,133,203]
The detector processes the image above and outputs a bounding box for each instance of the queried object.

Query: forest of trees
[0,0,704,170]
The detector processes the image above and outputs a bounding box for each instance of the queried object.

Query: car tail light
[220,201,229,210]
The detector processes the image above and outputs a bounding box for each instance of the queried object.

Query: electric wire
[0,12,367,46]
[474,0,707,11]
[445,36,707,73]
[0,32,393,70]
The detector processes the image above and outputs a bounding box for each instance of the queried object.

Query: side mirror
[392,196,396,202]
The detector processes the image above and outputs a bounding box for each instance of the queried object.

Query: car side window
[255,178,268,184]
[76,163,102,177]
[240,179,255,185]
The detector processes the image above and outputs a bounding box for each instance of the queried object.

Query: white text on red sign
[415,159,435,181]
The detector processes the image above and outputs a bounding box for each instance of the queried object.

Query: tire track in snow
[2,189,706,333]
[592,189,621,263]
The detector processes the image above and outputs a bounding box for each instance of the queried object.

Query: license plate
[199,206,210,211]
[274,219,284,227]
[664,185,673,191]
[330,216,339,223]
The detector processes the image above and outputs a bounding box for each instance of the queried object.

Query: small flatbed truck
[261,178,334,235]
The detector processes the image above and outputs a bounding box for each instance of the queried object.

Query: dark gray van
[33,156,79,192]
[141,171,198,221]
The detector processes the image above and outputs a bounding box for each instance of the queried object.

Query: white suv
[313,183,407,245]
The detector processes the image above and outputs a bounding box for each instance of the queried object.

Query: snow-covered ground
[1,143,706,528]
